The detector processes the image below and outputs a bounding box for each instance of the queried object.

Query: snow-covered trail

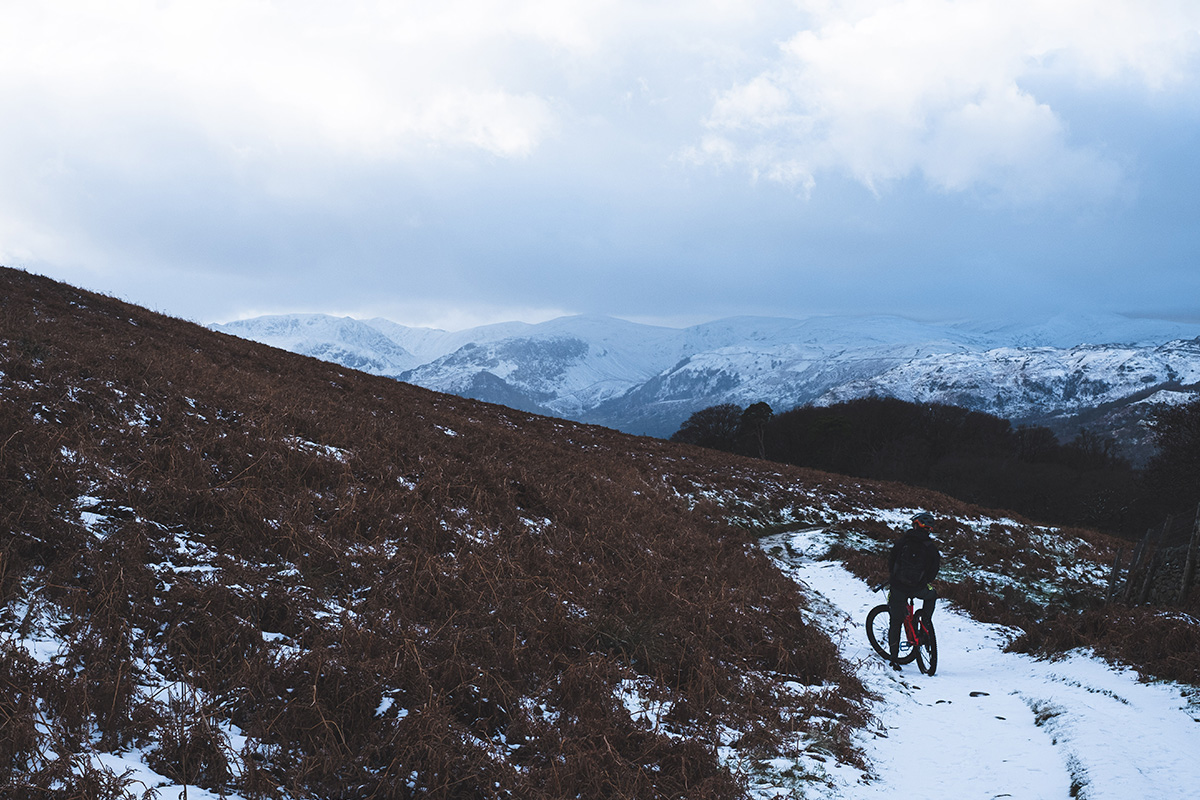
[770,529,1200,800]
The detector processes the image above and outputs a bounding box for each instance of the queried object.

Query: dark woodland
[670,396,1200,539]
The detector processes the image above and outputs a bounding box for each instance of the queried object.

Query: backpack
[894,536,928,586]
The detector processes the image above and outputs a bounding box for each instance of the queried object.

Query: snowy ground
[32,524,1200,800]
[768,529,1200,800]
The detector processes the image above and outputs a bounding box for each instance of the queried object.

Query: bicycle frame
[901,600,920,646]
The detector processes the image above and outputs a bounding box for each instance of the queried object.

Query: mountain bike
[865,584,937,675]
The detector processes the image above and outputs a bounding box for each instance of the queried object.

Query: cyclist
[887,512,941,671]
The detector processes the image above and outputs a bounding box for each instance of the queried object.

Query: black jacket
[888,528,940,588]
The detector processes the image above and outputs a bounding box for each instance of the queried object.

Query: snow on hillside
[672,315,980,354]
[762,528,1200,800]
[25,518,1198,800]
[614,335,983,408]
[211,314,421,374]
[1136,389,1198,407]
[820,338,1200,422]
[955,311,1200,349]
[396,317,693,417]
[363,317,536,362]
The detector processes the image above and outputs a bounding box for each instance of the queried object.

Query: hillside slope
[0,268,874,799]
[3,268,1196,799]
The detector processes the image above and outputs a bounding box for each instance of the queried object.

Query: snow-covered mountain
[210,312,1200,456]
[951,311,1200,348]
[820,339,1200,420]
[583,318,994,435]
[396,316,691,418]
[213,313,423,374]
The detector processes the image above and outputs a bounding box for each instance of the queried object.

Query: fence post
[1106,548,1125,603]
[1180,503,1200,606]
[1138,516,1173,605]
[1123,527,1153,603]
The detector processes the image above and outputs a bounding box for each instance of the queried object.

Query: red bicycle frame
[901,600,920,645]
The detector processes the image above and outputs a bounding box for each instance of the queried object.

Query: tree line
[670,396,1200,537]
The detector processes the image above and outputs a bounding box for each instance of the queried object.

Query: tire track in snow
[767,530,1200,800]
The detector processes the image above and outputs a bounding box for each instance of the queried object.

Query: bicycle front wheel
[865,604,916,664]
[915,617,938,675]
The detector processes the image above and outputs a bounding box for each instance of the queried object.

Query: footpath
[767,529,1200,800]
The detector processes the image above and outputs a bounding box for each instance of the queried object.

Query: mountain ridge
[211,311,1200,454]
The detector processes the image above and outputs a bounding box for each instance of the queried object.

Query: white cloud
[691,0,1200,199]
[0,0,806,283]
[0,1,570,163]
[0,0,786,163]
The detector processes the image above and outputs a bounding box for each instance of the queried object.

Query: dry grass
[0,268,867,798]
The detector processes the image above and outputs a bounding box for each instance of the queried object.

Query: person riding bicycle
[887,512,941,670]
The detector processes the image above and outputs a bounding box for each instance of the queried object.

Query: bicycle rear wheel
[865,604,916,664]
[915,616,937,675]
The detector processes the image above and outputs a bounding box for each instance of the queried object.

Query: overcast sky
[3,1,1199,330]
